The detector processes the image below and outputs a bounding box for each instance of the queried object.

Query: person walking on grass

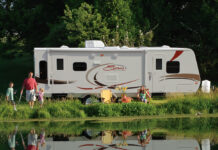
[38,88,44,108]
[20,72,38,109]
[6,82,17,111]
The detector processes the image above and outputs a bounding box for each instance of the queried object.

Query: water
[1,117,218,150]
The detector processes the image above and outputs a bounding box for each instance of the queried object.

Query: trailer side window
[73,62,87,71]
[166,61,180,73]
[156,59,162,70]
[39,61,47,79]
[57,59,64,70]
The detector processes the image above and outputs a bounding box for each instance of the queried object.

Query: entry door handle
[148,72,152,81]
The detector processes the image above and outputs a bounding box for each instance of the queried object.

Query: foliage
[0,92,217,120]
[63,3,110,47]
[0,0,218,82]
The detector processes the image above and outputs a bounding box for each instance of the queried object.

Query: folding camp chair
[101,89,112,104]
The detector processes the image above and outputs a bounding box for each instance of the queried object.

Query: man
[27,129,38,150]
[20,72,38,108]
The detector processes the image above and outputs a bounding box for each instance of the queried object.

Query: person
[137,86,151,104]
[138,130,147,147]
[27,128,38,150]
[39,129,46,147]
[137,129,151,147]
[121,95,132,103]
[20,72,38,109]
[8,126,18,150]
[38,88,44,108]
[6,82,17,111]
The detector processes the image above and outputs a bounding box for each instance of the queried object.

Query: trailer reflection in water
[40,129,202,150]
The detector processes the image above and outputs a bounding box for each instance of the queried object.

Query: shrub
[37,109,51,119]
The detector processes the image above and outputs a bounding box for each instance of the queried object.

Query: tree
[63,2,110,47]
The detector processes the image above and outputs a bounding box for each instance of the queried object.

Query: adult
[20,72,38,108]
[137,86,151,104]
[27,129,38,150]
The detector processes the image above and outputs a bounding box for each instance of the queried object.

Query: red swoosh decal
[77,79,138,90]
[170,50,183,61]
[108,79,138,88]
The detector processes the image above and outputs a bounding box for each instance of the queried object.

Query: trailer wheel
[82,129,101,139]
[82,95,100,105]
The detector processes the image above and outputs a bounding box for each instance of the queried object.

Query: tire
[82,95,100,105]
[82,129,101,139]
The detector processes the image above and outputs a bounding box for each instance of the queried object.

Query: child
[8,126,18,150]
[137,86,151,104]
[38,88,44,108]
[39,129,46,147]
[6,82,17,111]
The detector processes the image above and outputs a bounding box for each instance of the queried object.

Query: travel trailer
[34,40,200,100]
[38,138,201,150]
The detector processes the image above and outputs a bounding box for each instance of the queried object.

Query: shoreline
[1,113,218,123]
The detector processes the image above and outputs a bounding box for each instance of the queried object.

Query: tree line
[0,0,217,83]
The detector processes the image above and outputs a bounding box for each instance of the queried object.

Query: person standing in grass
[20,72,38,109]
[6,82,17,111]
[38,88,44,108]
[137,86,151,104]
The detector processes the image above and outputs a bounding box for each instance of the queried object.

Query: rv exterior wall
[34,47,200,98]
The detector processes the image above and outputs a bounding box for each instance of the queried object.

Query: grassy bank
[0,92,217,120]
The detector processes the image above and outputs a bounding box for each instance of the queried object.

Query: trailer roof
[34,46,192,52]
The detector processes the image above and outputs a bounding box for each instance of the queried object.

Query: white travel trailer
[34,40,200,100]
[40,139,201,150]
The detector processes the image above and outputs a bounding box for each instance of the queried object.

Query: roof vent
[85,40,105,48]
[162,45,170,48]
[121,46,129,49]
[60,45,69,48]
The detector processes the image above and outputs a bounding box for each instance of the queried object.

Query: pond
[1,117,217,150]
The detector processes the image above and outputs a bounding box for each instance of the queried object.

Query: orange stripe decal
[170,50,183,61]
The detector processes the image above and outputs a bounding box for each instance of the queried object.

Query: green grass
[0,92,217,120]
[0,54,33,94]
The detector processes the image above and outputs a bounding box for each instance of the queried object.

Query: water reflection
[0,117,217,150]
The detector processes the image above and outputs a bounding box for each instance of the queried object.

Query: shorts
[26,90,36,102]
[142,98,147,103]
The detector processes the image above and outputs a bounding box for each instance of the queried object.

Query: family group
[6,72,44,111]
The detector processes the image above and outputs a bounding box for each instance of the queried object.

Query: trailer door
[50,52,69,93]
[152,54,165,93]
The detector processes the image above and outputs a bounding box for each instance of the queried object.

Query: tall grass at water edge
[0,91,217,120]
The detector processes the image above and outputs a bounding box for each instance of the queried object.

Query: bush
[0,92,217,120]
[37,109,51,119]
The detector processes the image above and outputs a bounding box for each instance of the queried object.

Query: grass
[0,91,217,120]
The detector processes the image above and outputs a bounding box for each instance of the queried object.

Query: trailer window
[156,59,162,70]
[39,61,47,79]
[166,61,180,73]
[73,62,87,71]
[57,59,64,70]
